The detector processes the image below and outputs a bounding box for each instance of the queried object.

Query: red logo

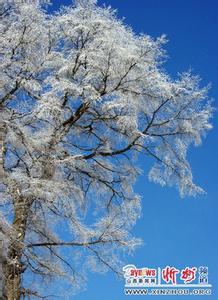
[162,266,179,285]
[180,267,197,283]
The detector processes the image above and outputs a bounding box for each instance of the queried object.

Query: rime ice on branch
[0,122,6,179]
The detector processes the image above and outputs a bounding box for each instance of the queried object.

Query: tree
[0,0,213,298]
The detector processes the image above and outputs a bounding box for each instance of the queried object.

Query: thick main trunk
[4,274,21,300]
[0,121,29,299]
[3,185,30,300]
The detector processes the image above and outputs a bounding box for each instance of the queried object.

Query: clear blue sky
[49,1,218,299]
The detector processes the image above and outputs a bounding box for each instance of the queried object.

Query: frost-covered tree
[0,0,213,298]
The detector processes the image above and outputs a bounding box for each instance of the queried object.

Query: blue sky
[49,1,218,299]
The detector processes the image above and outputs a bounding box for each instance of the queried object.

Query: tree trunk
[3,186,30,300]
[0,121,29,299]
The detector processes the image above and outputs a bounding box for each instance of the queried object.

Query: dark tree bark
[0,122,29,299]
[3,186,30,300]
